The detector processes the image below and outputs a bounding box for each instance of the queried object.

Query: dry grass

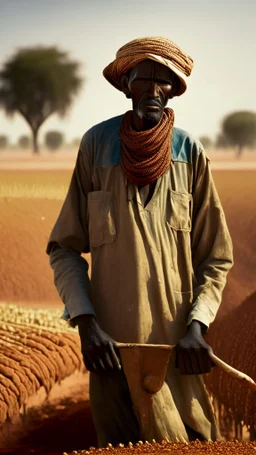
[0,170,71,199]
[0,303,74,332]
[0,183,68,200]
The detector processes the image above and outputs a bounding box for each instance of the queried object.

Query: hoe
[116,342,256,442]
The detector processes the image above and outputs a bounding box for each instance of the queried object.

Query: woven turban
[103,36,194,97]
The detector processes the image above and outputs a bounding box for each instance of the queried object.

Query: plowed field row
[0,304,84,425]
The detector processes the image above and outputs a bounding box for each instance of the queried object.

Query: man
[46,37,233,446]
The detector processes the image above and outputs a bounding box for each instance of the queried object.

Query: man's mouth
[145,105,160,110]
[142,100,162,110]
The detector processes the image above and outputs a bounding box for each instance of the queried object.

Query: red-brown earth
[0,168,255,454]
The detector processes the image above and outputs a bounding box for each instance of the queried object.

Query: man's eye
[132,79,171,86]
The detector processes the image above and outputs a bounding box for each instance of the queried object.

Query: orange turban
[103,36,194,97]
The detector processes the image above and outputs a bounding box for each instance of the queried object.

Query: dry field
[0,170,91,305]
[0,163,256,454]
[210,170,256,318]
[1,168,255,314]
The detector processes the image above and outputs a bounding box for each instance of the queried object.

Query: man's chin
[141,111,163,127]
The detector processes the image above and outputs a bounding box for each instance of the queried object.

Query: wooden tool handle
[116,342,173,350]
[209,351,256,393]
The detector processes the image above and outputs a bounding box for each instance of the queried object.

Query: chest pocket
[87,191,116,248]
[166,190,192,232]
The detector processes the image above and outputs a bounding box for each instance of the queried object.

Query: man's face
[127,60,174,127]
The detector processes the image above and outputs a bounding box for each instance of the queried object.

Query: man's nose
[148,81,159,97]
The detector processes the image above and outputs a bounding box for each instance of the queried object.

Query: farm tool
[116,342,256,442]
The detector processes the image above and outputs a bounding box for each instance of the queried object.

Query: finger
[84,352,103,374]
[204,350,214,372]
[197,348,211,374]
[189,349,202,374]
[199,345,215,372]
[87,360,99,374]
[114,344,121,360]
[210,359,216,368]
[96,357,106,372]
[109,343,122,370]
[205,349,216,370]
[102,350,115,371]
[183,350,194,374]
[207,348,216,368]
[90,359,106,375]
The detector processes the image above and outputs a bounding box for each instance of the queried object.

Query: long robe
[46,115,233,446]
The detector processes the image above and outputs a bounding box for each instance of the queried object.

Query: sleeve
[46,136,96,321]
[187,147,234,328]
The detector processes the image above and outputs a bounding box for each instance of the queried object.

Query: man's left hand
[175,320,215,375]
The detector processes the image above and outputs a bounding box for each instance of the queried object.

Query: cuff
[61,299,96,321]
[187,296,219,329]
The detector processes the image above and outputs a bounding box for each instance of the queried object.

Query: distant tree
[18,134,30,149]
[0,135,8,149]
[215,133,230,149]
[199,136,213,149]
[45,131,64,151]
[0,46,83,154]
[221,111,256,157]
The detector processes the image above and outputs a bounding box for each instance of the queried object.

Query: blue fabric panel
[91,115,122,168]
[172,128,203,163]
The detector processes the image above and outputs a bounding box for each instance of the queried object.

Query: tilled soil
[66,440,256,455]
[0,353,253,455]
[0,373,97,455]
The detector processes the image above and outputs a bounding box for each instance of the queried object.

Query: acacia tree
[0,47,82,154]
[45,131,64,151]
[221,111,256,157]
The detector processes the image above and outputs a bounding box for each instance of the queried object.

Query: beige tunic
[46,115,233,445]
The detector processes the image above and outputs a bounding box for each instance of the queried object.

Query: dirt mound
[205,291,256,434]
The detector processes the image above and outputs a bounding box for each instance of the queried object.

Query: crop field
[0,166,256,454]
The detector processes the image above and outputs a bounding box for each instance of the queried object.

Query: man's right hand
[73,314,121,374]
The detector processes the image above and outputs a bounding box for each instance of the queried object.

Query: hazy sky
[0,0,255,144]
